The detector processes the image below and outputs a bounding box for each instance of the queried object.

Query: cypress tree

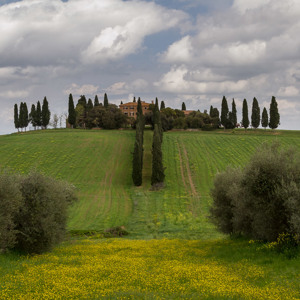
[36,101,42,128]
[153,98,163,141]
[151,124,165,185]
[182,102,186,111]
[242,99,249,129]
[262,107,268,129]
[87,98,94,111]
[221,96,229,128]
[209,105,213,117]
[94,95,99,106]
[104,93,109,108]
[228,112,235,129]
[42,97,50,129]
[22,102,29,132]
[251,97,260,129]
[14,103,19,132]
[132,98,144,186]
[160,101,165,110]
[29,104,37,129]
[132,139,142,186]
[137,97,143,116]
[232,99,237,128]
[269,96,280,129]
[68,94,76,128]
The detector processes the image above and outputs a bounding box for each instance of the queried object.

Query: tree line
[220,96,280,130]
[67,93,128,129]
[14,97,51,132]
[14,93,280,132]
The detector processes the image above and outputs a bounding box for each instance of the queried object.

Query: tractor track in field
[177,139,200,216]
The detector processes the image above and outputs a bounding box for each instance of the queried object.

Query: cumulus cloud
[0,0,187,67]
[0,89,29,99]
[64,84,99,96]
[106,79,149,95]
[158,0,300,101]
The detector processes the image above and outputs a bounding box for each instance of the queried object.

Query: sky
[0,0,299,134]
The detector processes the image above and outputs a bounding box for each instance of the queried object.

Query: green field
[0,128,300,299]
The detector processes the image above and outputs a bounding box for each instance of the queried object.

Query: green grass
[0,128,300,299]
[0,129,135,231]
[0,128,299,237]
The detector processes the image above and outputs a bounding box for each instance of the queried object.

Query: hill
[0,128,300,299]
[0,128,299,238]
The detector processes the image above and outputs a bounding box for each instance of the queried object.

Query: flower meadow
[0,238,299,299]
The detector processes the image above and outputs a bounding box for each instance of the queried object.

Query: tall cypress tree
[94,95,99,106]
[42,97,50,129]
[151,124,165,186]
[104,93,109,108]
[36,101,42,128]
[18,102,24,130]
[22,102,29,132]
[221,96,229,128]
[251,97,260,129]
[153,98,163,142]
[209,105,213,117]
[132,97,145,186]
[132,139,142,186]
[242,99,249,129]
[68,94,76,128]
[261,107,268,129]
[29,104,37,129]
[269,96,280,129]
[182,102,186,111]
[14,103,19,132]
[232,99,237,128]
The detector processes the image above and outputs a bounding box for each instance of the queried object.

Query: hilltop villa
[119,101,153,119]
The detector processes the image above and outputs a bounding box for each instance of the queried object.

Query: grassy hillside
[1,129,300,299]
[0,129,299,238]
[0,129,135,231]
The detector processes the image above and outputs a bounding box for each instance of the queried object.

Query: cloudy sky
[1,0,299,134]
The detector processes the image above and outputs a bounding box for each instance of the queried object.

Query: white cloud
[278,86,299,97]
[155,65,248,94]
[156,0,300,125]
[64,84,99,96]
[162,36,193,64]
[106,82,127,95]
[0,0,187,66]
[106,79,149,95]
[0,89,29,99]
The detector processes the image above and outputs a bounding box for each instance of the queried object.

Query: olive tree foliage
[0,171,23,252]
[0,170,77,254]
[210,142,300,242]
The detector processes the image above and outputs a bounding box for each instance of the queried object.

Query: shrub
[210,142,300,243]
[210,167,243,234]
[103,226,129,238]
[0,171,23,252]
[15,171,77,254]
